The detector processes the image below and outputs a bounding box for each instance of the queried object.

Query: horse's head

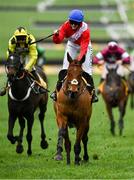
[6,53,24,81]
[106,64,121,86]
[64,53,85,99]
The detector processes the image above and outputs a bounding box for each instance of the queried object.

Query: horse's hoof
[83,155,89,161]
[27,150,32,156]
[74,157,81,165]
[16,145,24,154]
[11,139,16,144]
[67,160,70,165]
[75,161,80,165]
[40,140,48,149]
[110,130,115,136]
[7,135,18,144]
[119,130,123,136]
[10,137,18,144]
[54,154,63,161]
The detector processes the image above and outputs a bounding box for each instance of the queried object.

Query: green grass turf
[0,73,134,178]
[53,0,116,6]
[0,0,117,6]
[0,0,39,6]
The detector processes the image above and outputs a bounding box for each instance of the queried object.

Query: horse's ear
[106,64,110,71]
[79,55,85,64]
[115,64,119,71]
[67,52,73,63]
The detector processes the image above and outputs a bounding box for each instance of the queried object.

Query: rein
[16,72,25,80]
[8,71,36,101]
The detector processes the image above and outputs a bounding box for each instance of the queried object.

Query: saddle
[98,79,128,96]
[26,70,48,94]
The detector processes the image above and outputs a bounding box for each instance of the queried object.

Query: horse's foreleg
[64,127,71,165]
[55,128,66,161]
[16,116,25,154]
[82,125,89,162]
[7,113,18,144]
[106,104,115,135]
[39,102,48,149]
[118,102,126,136]
[26,115,34,156]
[74,125,85,165]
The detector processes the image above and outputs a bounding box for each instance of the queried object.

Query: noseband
[62,76,87,99]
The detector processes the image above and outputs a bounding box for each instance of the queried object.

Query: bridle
[61,76,87,98]
[5,57,35,101]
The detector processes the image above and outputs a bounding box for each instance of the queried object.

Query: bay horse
[53,53,93,165]
[128,71,134,109]
[101,65,128,136]
[6,53,48,155]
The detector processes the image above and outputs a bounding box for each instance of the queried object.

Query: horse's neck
[106,74,121,86]
[10,76,30,98]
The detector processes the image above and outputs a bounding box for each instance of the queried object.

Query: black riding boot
[50,81,63,101]
[82,72,98,103]
[31,70,47,94]
[50,69,67,101]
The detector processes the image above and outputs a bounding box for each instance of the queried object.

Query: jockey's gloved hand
[54,29,59,36]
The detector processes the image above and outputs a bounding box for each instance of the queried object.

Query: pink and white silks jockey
[93,41,130,79]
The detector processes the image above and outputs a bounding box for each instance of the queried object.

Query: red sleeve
[53,23,66,44]
[77,29,90,61]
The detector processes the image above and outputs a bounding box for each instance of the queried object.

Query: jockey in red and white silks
[51,9,98,103]
[53,19,93,75]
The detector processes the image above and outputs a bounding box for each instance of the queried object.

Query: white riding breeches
[63,41,93,75]
[102,63,125,79]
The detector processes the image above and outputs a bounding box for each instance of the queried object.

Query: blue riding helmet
[68,9,84,22]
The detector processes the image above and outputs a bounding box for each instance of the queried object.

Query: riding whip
[30,33,54,45]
